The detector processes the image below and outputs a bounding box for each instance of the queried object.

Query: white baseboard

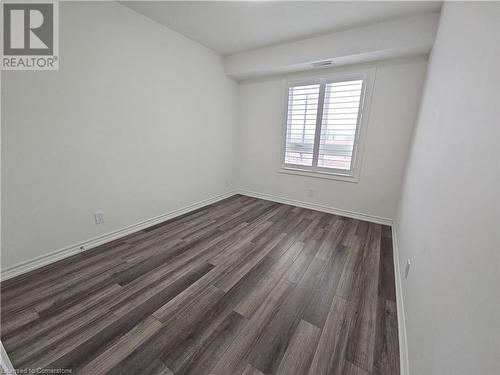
[0,191,237,281]
[391,223,410,375]
[1,189,393,282]
[237,189,393,226]
[1,188,407,371]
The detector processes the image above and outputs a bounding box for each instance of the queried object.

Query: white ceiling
[121,1,441,56]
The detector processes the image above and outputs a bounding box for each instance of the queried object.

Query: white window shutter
[284,84,320,166]
[318,80,363,171]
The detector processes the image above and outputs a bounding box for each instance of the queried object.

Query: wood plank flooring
[0,195,399,375]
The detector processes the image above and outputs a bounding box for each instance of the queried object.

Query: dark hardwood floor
[0,194,399,375]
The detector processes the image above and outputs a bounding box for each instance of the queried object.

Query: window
[282,74,369,180]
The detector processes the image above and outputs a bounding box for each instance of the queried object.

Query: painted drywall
[236,56,428,221]
[1,2,237,269]
[225,12,439,79]
[395,3,500,374]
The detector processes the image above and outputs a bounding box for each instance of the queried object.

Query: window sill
[278,166,359,183]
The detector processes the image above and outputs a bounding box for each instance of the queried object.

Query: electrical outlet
[94,211,104,225]
[405,259,411,279]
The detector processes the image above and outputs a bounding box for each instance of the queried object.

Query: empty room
[0,1,498,374]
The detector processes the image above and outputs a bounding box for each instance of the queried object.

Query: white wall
[236,57,428,221]
[395,3,500,374]
[1,2,237,269]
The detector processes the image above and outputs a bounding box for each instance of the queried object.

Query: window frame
[279,69,375,183]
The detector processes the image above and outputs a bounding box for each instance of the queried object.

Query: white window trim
[279,68,376,183]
